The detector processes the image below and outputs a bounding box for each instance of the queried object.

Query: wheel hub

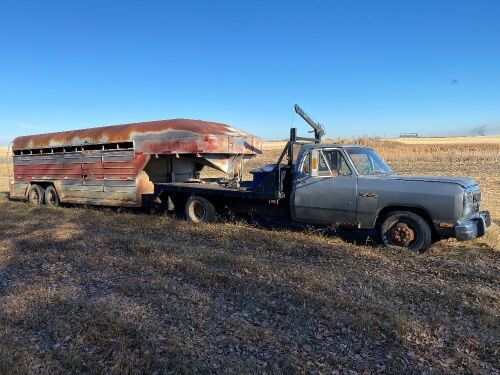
[389,222,415,247]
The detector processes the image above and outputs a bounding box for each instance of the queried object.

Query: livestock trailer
[10,119,262,207]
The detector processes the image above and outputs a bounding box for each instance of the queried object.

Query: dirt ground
[0,140,499,374]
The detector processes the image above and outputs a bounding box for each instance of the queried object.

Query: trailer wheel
[379,211,432,253]
[44,185,60,206]
[185,196,216,223]
[28,184,45,205]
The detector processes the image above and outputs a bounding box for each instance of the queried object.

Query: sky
[0,0,499,145]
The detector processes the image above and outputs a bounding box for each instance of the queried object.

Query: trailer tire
[379,211,432,253]
[185,196,216,223]
[44,185,60,206]
[28,184,45,205]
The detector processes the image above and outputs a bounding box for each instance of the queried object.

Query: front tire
[379,211,432,253]
[184,196,216,223]
[27,184,45,205]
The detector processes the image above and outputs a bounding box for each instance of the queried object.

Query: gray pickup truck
[154,105,491,253]
[289,143,491,252]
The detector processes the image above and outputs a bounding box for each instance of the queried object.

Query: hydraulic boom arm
[294,104,325,143]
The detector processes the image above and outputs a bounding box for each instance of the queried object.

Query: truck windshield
[346,148,392,175]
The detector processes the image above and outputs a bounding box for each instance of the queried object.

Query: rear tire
[185,196,216,223]
[28,184,45,205]
[379,211,432,253]
[44,185,60,206]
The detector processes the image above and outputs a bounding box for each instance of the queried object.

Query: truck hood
[384,175,477,188]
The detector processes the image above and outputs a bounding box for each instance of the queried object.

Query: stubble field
[0,139,499,374]
[0,146,11,193]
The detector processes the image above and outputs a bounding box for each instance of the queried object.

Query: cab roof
[299,143,370,150]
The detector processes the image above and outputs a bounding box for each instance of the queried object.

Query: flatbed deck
[154,182,279,200]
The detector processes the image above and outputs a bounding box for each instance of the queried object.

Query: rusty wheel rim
[389,222,415,247]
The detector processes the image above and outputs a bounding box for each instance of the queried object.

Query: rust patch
[136,170,155,204]
[12,118,262,155]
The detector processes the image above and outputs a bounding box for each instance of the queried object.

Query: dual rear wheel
[27,184,60,206]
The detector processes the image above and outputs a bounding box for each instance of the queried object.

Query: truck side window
[349,153,372,173]
[318,152,331,176]
[338,155,352,175]
[318,150,351,177]
[300,152,311,175]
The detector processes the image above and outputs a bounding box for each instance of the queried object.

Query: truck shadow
[238,214,380,248]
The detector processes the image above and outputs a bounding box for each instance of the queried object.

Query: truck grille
[472,191,481,212]
[473,191,481,204]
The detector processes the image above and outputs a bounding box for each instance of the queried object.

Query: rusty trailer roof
[12,118,260,152]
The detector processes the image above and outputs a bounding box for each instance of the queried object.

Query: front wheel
[184,196,217,223]
[379,211,432,253]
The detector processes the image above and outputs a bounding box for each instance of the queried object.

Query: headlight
[463,190,480,218]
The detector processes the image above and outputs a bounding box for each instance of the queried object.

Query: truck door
[82,149,105,201]
[292,148,357,224]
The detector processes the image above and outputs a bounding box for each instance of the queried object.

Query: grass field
[262,135,500,150]
[385,135,500,145]
[0,140,499,374]
[0,146,11,193]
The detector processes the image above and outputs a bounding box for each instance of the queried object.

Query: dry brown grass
[0,194,498,374]
[386,136,500,145]
[0,140,499,373]
[0,197,500,374]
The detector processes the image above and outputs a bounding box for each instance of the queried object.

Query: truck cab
[287,142,490,252]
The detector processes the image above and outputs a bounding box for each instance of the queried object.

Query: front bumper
[455,211,491,241]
